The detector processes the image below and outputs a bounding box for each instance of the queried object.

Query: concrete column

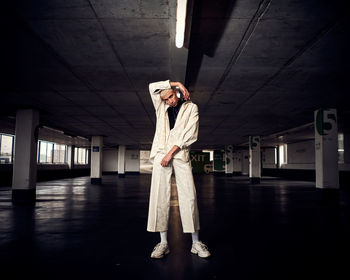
[276,145,280,168]
[225,145,233,176]
[12,109,40,203]
[242,150,249,175]
[118,145,126,177]
[67,145,75,169]
[91,136,103,184]
[315,109,339,189]
[87,148,91,166]
[233,150,243,175]
[249,136,261,184]
[344,132,350,164]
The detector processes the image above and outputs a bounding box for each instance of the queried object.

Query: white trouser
[147,152,200,233]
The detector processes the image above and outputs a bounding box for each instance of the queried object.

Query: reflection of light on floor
[170,176,179,207]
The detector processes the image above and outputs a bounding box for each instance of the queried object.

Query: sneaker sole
[191,248,211,258]
[151,249,170,259]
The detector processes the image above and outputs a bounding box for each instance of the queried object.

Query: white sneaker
[191,241,211,258]
[151,242,170,258]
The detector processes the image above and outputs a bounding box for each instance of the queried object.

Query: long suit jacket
[149,80,199,162]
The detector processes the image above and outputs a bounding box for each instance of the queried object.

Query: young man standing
[147,80,210,259]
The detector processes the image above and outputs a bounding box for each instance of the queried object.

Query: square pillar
[225,145,233,176]
[343,132,350,164]
[118,145,126,177]
[249,136,261,184]
[67,145,75,169]
[315,109,339,189]
[233,150,243,175]
[12,109,40,203]
[91,136,103,184]
[242,150,249,175]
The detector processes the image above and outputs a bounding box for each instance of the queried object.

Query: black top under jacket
[167,99,183,130]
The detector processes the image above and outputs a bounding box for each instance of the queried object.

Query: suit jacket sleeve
[173,104,199,149]
[148,80,171,112]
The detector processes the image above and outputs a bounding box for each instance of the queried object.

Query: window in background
[38,140,56,164]
[202,149,214,161]
[274,146,278,165]
[39,141,48,163]
[279,144,287,167]
[0,134,14,164]
[74,147,88,164]
[47,142,53,163]
[86,149,89,164]
[74,147,78,164]
[1,136,67,165]
[53,144,66,164]
[78,148,86,164]
[60,144,67,163]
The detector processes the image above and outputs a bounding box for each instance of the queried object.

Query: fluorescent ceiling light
[176,0,187,48]
[42,125,64,134]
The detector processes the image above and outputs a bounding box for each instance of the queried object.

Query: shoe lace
[196,241,209,251]
[153,243,166,252]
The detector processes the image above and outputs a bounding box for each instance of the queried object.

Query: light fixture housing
[176,0,188,48]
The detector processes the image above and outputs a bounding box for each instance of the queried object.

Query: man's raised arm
[148,81,191,110]
[148,80,171,110]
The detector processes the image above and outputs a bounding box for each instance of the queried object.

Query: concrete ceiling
[2,0,349,149]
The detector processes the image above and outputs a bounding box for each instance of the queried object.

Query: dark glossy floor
[1,174,350,280]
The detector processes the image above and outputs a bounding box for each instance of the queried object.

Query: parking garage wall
[0,163,90,187]
[282,140,315,169]
[262,148,276,169]
[262,140,350,185]
[262,140,315,181]
[102,149,140,174]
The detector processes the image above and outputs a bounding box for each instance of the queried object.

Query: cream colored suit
[147,80,200,233]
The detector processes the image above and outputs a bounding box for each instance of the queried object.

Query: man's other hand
[178,83,190,101]
[161,154,173,167]
[170,81,191,101]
